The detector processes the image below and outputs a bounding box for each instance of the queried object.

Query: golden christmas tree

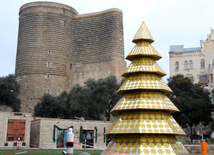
[101,22,190,155]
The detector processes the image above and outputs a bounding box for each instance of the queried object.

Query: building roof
[169,45,200,53]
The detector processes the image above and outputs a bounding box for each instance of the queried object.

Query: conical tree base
[102,134,189,155]
[102,21,190,155]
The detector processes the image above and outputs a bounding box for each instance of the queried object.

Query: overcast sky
[1,0,214,82]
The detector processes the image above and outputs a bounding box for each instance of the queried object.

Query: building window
[48,50,51,54]
[212,59,214,68]
[189,60,193,69]
[199,75,208,85]
[211,74,213,83]
[47,74,49,79]
[47,89,50,94]
[55,128,67,148]
[201,59,205,68]
[184,61,188,69]
[48,62,51,68]
[175,61,179,70]
[82,130,94,148]
[70,64,72,70]
[186,74,194,83]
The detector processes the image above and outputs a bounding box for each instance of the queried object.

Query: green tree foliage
[55,91,71,119]
[67,84,93,119]
[34,91,72,118]
[167,74,214,142]
[68,75,123,120]
[34,75,123,120]
[0,74,21,111]
[34,94,57,118]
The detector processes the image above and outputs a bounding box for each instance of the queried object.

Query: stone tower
[15,2,126,113]
[102,22,190,155]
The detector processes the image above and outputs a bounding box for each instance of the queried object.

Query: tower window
[48,62,51,68]
[70,64,72,70]
[48,50,51,54]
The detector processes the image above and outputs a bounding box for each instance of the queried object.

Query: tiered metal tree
[101,22,190,155]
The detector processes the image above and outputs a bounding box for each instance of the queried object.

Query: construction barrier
[201,142,207,154]
[67,128,74,155]
[17,137,20,149]
[4,129,131,155]
[3,141,131,155]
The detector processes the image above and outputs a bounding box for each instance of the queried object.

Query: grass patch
[0,150,201,155]
[0,149,102,155]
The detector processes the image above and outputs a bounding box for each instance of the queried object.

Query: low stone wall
[30,118,111,149]
[184,144,214,154]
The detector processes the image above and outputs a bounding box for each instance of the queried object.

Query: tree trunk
[190,125,193,143]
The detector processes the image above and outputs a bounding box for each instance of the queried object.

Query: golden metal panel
[106,111,185,135]
[126,41,162,61]
[111,91,179,113]
[123,57,166,77]
[118,73,172,95]
[101,134,190,155]
[102,21,189,155]
[132,21,154,43]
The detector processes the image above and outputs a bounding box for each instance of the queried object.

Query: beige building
[169,29,214,139]
[169,29,214,93]
[0,112,111,149]
[0,112,32,148]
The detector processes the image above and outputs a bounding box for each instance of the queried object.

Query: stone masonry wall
[30,119,40,147]
[15,2,126,113]
[16,2,77,112]
[16,74,68,113]
[72,9,126,86]
[30,118,111,149]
